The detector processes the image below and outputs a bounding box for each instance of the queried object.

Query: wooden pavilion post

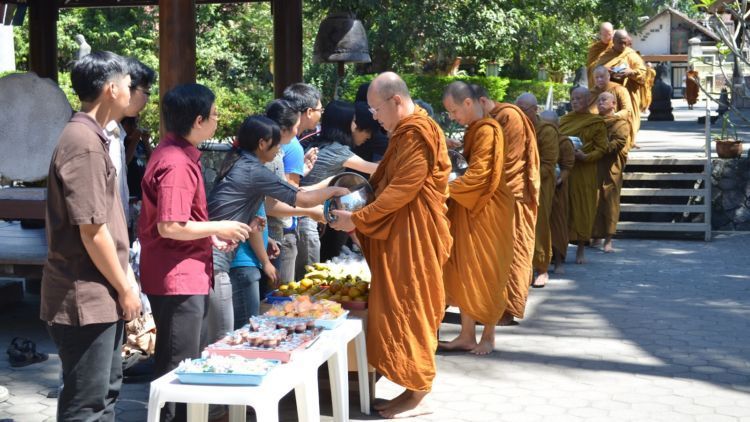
[158,0,196,95]
[272,0,303,98]
[28,0,58,82]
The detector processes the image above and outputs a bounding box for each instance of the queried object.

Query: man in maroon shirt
[138,83,252,422]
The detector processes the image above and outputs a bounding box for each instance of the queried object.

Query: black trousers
[148,294,209,422]
[48,320,124,422]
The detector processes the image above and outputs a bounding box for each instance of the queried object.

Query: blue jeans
[207,271,234,345]
[229,266,269,329]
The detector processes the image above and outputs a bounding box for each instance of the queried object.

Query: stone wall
[711,156,750,230]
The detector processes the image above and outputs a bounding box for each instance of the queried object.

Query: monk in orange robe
[587,22,614,89]
[592,92,631,252]
[589,65,634,125]
[549,122,575,275]
[473,85,540,325]
[440,81,514,355]
[592,29,647,145]
[686,67,700,110]
[330,72,452,419]
[559,87,608,265]
[517,94,559,288]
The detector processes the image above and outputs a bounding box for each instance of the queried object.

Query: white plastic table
[146,318,370,422]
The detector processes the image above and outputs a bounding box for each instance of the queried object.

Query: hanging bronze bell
[313,12,371,64]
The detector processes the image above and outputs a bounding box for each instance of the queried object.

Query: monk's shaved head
[539,110,559,124]
[370,71,411,101]
[516,92,539,120]
[516,92,538,109]
[597,91,617,115]
[593,65,609,76]
[593,65,611,89]
[570,87,591,113]
[470,84,490,100]
[598,91,615,102]
[600,22,614,43]
[613,29,629,41]
[443,81,478,103]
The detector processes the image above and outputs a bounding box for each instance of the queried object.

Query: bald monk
[686,66,700,110]
[589,65,633,122]
[587,22,614,88]
[593,29,647,145]
[330,72,452,419]
[517,93,559,288]
[439,81,514,355]
[543,111,576,274]
[473,85,540,325]
[592,92,631,253]
[559,87,608,264]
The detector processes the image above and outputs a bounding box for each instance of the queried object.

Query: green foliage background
[9,1,697,137]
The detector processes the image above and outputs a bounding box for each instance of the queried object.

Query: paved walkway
[2,99,749,421]
[2,233,749,421]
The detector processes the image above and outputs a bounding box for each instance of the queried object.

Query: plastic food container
[175,359,280,386]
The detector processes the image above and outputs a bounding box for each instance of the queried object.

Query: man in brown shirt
[41,51,141,421]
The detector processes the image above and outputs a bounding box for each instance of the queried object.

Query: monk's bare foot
[576,245,585,264]
[374,389,410,411]
[532,272,548,288]
[603,238,614,253]
[379,390,432,419]
[497,312,516,326]
[438,336,476,351]
[470,339,494,355]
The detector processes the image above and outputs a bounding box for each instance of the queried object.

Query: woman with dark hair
[207,116,346,332]
[296,100,379,275]
[352,101,389,162]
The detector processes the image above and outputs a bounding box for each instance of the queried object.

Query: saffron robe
[351,106,452,392]
[532,119,560,272]
[593,46,647,139]
[489,103,540,319]
[592,115,631,237]
[587,40,613,89]
[551,136,575,261]
[444,118,515,326]
[559,112,608,242]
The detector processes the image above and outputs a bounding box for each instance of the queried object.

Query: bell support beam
[272,0,303,98]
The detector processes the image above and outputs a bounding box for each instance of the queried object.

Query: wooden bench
[0,187,46,220]
[0,221,47,266]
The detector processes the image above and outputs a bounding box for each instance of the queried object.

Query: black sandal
[7,337,48,368]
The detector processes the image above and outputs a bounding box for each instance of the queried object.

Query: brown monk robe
[589,65,634,121]
[559,87,608,265]
[330,72,452,418]
[478,95,539,323]
[441,82,515,355]
[531,115,560,286]
[586,22,614,88]
[593,30,647,140]
[516,93,558,288]
[686,68,700,109]
[550,133,576,274]
[641,63,656,112]
[592,92,632,252]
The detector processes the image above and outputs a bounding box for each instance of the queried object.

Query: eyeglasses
[130,86,152,96]
[369,95,394,115]
[310,107,324,114]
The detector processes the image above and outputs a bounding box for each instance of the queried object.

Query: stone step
[616,221,709,232]
[626,157,707,166]
[620,203,707,213]
[623,172,707,181]
[620,188,707,196]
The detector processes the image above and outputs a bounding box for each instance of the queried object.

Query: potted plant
[714,114,743,158]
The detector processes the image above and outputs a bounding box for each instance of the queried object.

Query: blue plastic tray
[264,291,292,303]
[175,359,280,386]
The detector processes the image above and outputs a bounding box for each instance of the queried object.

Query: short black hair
[282,83,321,112]
[237,115,281,152]
[355,82,370,102]
[127,57,156,89]
[315,100,354,147]
[70,51,129,102]
[265,99,300,132]
[162,83,215,137]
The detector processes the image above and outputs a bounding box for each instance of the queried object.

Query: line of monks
[328,23,654,417]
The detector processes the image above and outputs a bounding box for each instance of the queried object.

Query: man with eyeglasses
[473,84,540,326]
[330,72,452,419]
[104,57,155,226]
